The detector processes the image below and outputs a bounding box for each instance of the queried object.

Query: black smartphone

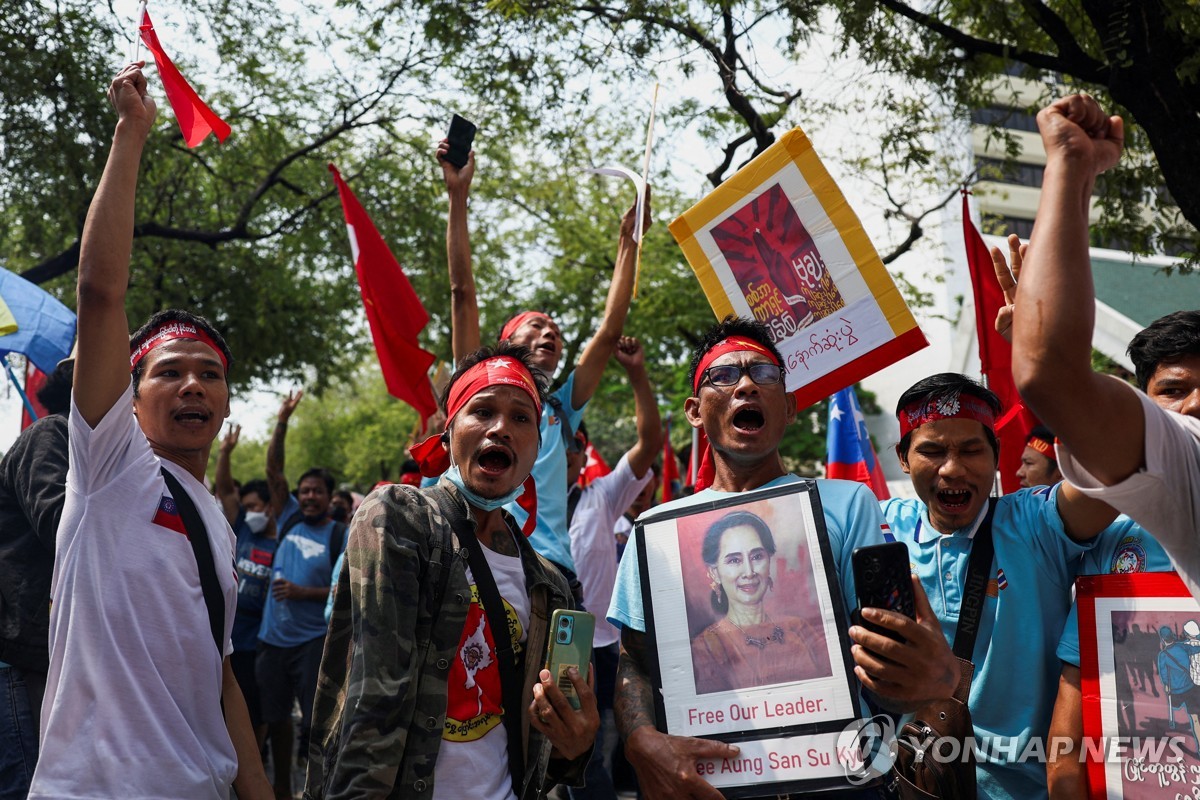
[852,542,916,643]
[443,114,477,169]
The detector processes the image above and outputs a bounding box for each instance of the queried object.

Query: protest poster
[635,481,869,795]
[1078,572,1200,798]
[669,127,926,408]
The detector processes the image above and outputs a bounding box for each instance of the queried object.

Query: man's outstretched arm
[615,337,662,478]
[74,64,157,428]
[1011,95,1142,486]
[571,190,651,409]
[438,142,480,364]
[266,391,302,520]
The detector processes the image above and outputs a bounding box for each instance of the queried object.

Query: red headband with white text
[898,393,997,438]
[690,336,782,491]
[1027,434,1054,459]
[692,336,782,393]
[409,356,543,478]
[130,321,228,372]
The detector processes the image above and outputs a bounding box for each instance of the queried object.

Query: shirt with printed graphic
[433,546,529,800]
[232,513,279,652]
[1057,516,1175,667]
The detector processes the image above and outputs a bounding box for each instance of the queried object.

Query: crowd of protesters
[0,65,1197,800]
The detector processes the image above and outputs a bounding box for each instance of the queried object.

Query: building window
[982,215,1035,239]
[970,105,1040,133]
[975,157,1044,188]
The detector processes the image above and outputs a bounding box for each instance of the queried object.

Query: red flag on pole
[21,362,48,431]
[139,9,231,148]
[661,419,680,503]
[578,443,611,488]
[962,192,1035,494]
[330,164,438,422]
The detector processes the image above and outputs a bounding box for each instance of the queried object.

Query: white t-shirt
[569,454,652,648]
[29,384,238,800]
[433,539,530,800]
[1058,387,1200,600]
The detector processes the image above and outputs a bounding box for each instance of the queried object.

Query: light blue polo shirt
[259,496,343,647]
[882,486,1092,800]
[1057,517,1175,667]
[608,474,887,634]
[506,371,586,573]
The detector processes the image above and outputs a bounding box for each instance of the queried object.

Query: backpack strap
[546,394,574,451]
[430,485,526,795]
[161,468,225,657]
[328,521,347,569]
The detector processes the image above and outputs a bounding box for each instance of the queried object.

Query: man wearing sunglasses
[607,317,960,800]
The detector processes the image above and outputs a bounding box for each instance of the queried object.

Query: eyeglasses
[701,363,785,388]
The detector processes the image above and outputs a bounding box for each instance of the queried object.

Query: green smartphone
[545,609,594,710]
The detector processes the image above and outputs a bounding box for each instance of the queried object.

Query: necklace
[725,616,785,650]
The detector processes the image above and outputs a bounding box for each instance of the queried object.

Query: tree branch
[875,0,1107,83]
[706,131,755,186]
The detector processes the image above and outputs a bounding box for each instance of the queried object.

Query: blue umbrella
[0,268,76,374]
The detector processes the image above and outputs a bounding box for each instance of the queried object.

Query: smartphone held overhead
[443,114,476,169]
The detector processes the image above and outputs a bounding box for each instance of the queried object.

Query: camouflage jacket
[304,479,586,799]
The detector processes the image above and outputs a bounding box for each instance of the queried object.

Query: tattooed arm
[616,628,738,800]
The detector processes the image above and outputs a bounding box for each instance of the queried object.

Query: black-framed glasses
[701,363,785,388]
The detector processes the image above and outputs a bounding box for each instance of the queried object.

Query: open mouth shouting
[476,444,515,476]
[174,406,212,427]
[731,406,766,435]
[934,488,973,515]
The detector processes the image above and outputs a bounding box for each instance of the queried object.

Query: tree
[831,0,1198,262]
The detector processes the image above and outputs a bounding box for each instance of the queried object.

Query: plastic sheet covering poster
[669,127,926,408]
[1078,572,1200,798]
[636,480,875,796]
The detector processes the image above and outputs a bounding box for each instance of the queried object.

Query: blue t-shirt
[1057,516,1175,667]
[881,486,1092,800]
[231,513,279,652]
[325,549,345,624]
[607,475,886,634]
[506,371,586,572]
[259,496,343,647]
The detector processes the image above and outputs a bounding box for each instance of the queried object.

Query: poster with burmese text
[669,127,926,408]
[635,480,872,796]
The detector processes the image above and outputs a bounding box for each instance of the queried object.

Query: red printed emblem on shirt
[152,494,189,537]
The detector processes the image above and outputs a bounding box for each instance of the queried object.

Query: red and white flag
[330,164,438,422]
[578,443,611,488]
[139,9,231,147]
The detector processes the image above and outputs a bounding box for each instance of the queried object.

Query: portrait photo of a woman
[688,509,831,695]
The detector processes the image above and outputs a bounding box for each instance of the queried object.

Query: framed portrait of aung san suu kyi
[635,480,867,797]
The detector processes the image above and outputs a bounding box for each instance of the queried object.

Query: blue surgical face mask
[444,465,524,511]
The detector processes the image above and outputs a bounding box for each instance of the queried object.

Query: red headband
[1026,435,1054,458]
[130,321,228,372]
[409,356,543,479]
[693,336,781,392]
[500,311,554,343]
[898,393,997,437]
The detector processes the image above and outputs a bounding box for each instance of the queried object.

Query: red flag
[139,10,231,148]
[578,442,611,488]
[21,363,48,431]
[962,192,1035,494]
[661,422,680,503]
[330,164,438,422]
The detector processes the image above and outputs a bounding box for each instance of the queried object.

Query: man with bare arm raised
[28,64,270,800]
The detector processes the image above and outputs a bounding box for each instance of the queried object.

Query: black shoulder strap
[566,485,582,529]
[546,394,574,451]
[431,486,525,794]
[329,521,347,569]
[279,508,303,540]
[953,497,998,661]
[161,468,225,656]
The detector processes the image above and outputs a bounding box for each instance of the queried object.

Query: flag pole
[3,356,38,422]
[133,0,147,63]
[633,82,659,299]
